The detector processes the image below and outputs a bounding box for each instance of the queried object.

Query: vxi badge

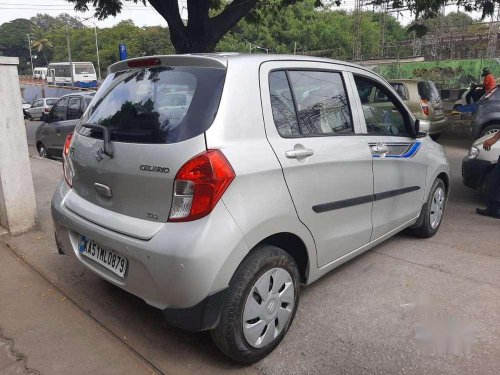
[139,165,170,173]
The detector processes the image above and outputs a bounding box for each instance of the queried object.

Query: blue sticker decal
[78,236,87,253]
[373,141,422,159]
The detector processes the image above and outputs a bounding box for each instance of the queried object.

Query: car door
[28,100,41,118]
[60,96,83,138]
[260,61,374,268]
[348,70,427,240]
[45,97,68,154]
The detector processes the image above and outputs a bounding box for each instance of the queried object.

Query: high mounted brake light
[127,58,161,68]
[168,150,235,222]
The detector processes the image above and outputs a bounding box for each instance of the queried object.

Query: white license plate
[78,236,128,278]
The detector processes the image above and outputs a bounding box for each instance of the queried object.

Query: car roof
[58,91,95,99]
[109,53,377,77]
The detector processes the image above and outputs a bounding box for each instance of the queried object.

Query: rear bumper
[428,117,448,135]
[51,181,247,330]
[462,157,491,190]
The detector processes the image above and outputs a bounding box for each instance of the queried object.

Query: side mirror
[415,119,430,137]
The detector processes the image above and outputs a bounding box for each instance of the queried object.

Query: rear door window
[269,71,300,136]
[389,83,408,100]
[46,99,58,106]
[79,66,225,144]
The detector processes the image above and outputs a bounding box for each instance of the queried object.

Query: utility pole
[378,1,388,58]
[65,26,74,87]
[353,0,363,61]
[487,4,500,58]
[93,25,101,80]
[26,34,34,78]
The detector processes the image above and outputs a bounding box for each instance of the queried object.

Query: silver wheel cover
[430,186,445,230]
[242,268,295,348]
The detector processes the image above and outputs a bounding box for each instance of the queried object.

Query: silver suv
[51,54,450,363]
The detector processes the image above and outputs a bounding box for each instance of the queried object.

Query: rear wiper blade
[81,122,113,158]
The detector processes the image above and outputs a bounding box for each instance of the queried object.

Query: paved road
[5,125,500,374]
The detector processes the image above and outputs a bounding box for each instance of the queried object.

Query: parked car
[36,92,94,158]
[21,99,31,110]
[51,54,450,364]
[463,133,500,196]
[386,79,447,139]
[471,86,500,139]
[26,97,59,120]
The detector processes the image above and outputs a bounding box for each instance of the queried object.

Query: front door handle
[285,148,314,159]
[371,143,389,155]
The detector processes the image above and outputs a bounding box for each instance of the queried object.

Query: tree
[0,18,36,74]
[30,13,84,32]
[67,0,500,53]
[31,32,53,65]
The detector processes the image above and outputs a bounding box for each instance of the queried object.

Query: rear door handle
[285,149,314,159]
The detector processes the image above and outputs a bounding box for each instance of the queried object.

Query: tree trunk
[148,0,258,54]
[42,49,48,65]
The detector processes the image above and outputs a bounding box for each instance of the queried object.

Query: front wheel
[407,178,447,238]
[211,245,300,364]
[480,124,500,138]
[38,143,48,158]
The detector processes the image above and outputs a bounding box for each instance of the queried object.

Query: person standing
[477,131,500,219]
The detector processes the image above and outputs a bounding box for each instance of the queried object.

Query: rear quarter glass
[77,66,226,144]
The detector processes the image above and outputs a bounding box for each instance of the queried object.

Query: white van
[33,67,47,80]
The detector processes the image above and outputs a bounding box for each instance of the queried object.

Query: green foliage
[0,19,36,74]
[216,0,406,59]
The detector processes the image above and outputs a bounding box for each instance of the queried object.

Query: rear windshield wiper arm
[81,123,113,158]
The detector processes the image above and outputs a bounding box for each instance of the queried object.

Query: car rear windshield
[78,66,226,144]
[418,81,441,102]
[46,99,58,106]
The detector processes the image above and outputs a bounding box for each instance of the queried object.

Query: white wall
[0,57,37,234]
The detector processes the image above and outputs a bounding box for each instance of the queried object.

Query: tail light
[420,99,430,116]
[63,132,74,187]
[168,150,235,222]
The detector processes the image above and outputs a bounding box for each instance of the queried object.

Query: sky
[0,0,485,29]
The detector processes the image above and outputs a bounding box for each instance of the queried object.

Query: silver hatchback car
[51,54,450,363]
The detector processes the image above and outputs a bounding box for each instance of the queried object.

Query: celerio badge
[139,165,170,173]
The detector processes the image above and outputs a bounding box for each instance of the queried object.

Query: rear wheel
[37,143,48,158]
[407,178,447,238]
[480,124,500,138]
[211,245,300,364]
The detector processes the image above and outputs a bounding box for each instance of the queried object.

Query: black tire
[211,245,300,364]
[407,178,447,238]
[37,143,49,158]
[480,124,500,138]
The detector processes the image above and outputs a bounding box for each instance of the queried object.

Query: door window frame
[344,69,416,138]
[262,61,365,139]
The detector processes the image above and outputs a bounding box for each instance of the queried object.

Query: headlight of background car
[467,146,480,159]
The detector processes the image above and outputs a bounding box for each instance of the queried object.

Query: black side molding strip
[312,194,374,213]
[374,186,420,201]
[312,186,420,213]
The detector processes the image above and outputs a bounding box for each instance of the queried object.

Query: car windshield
[79,66,226,144]
[46,99,58,106]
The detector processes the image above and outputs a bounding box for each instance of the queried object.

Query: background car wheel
[480,124,500,138]
[430,133,441,141]
[38,143,48,158]
[407,178,447,238]
[480,170,493,198]
[211,245,300,364]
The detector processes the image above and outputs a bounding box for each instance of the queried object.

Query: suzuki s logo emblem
[95,148,104,162]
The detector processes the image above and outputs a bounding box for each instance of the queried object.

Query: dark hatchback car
[471,86,500,140]
[36,92,95,158]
